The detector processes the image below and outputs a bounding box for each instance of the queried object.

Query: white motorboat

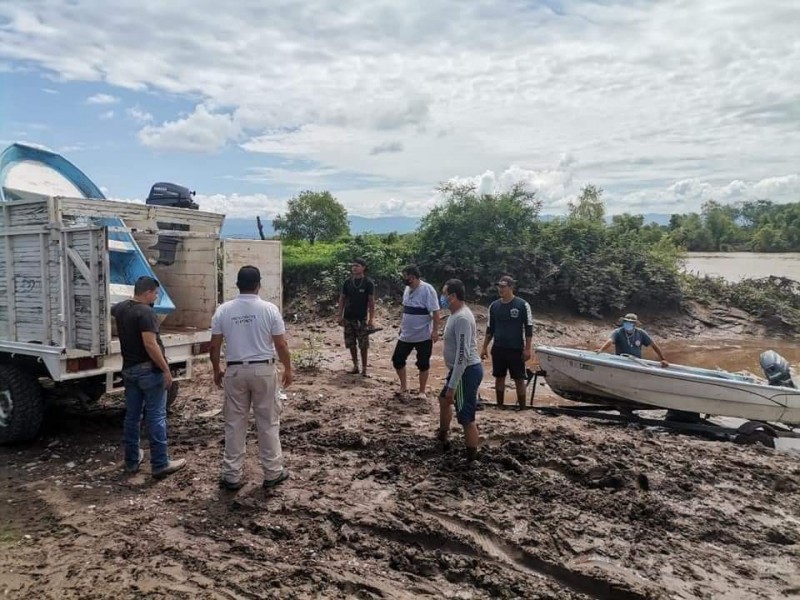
[535,345,800,426]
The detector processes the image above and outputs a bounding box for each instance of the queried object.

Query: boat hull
[535,345,800,425]
[0,144,176,317]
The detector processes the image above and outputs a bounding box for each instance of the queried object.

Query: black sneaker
[262,469,290,489]
[219,477,245,491]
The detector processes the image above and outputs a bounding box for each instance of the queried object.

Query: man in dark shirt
[336,258,376,376]
[480,276,534,408]
[111,276,186,479]
[597,313,669,367]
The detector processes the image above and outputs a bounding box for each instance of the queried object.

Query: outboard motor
[146,182,198,209]
[145,182,198,265]
[759,350,796,388]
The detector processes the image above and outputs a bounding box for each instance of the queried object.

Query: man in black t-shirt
[111,276,185,479]
[336,258,376,376]
[480,276,534,408]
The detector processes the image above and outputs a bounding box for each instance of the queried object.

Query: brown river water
[660,337,800,376]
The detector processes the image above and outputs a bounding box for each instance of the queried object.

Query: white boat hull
[535,345,800,425]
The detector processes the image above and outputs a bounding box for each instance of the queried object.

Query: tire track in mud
[416,508,659,600]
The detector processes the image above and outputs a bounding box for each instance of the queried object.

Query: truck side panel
[132,233,220,330]
[222,240,282,310]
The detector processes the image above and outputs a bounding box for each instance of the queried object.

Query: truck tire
[0,364,44,444]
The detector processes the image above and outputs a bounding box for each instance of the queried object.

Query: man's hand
[432,330,439,344]
[660,360,669,368]
[523,349,531,361]
[282,368,293,389]
[214,370,225,388]
[444,387,455,405]
[480,348,488,360]
[337,317,344,326]
[164,371,174,390]
[367,318,375,328]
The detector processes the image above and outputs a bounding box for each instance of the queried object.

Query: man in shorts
[392,265,440,397]
[480,276,534,408]
[336,258,376,376]
[438,279,483,461]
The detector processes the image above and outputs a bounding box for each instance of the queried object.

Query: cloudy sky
[1,1,798,219]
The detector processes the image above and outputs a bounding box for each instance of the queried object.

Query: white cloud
[86,93,120,105]
[126,106,153,124]
[138,105,240,152]
[99,110,114,120]
[0,1,797,215]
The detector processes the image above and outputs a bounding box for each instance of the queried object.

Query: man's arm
[367,284,375,326]
[523,301,534,361]
[210,333,224,387]
[141,332,172,389]
[481,304,494,359]
[273,333,293,388]
[431,309,441,343]
[336,293,346,325]
[444,319,470,402]
[650,340,669,367]
[597,337,614,353]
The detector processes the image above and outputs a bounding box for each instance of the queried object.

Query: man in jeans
[210,265,293,491]
[112,276,186,479]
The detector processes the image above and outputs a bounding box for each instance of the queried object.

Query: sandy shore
[1,306,798,599]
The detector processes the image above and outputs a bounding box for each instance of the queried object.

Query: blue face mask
[623,321,635,332]
[439,294,450,310]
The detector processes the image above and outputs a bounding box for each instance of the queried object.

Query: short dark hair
[402,264,421,279]
[444,278,465,301]
[134,276,160,295]
[236,265,261,292]
[497,275,515,288]
[353,257,367,271]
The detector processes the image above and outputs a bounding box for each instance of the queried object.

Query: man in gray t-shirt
[391,265,441,398]
[438,278,483,462]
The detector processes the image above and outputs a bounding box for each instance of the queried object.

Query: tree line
[270,186,800,326]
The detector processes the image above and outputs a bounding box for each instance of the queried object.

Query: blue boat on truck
[0,142,177,317]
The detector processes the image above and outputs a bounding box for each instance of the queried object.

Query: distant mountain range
[222,215,422,239]
[221,213,672,239]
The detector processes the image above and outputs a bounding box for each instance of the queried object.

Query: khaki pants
[222,363,284,482]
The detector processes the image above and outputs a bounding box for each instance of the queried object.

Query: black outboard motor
[145,182,198,265]
[146,182,198,210]
[759,350,796,388]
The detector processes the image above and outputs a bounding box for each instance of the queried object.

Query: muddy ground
[1,302,799,599]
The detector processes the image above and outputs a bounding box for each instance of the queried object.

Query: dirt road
[1,307,799,599]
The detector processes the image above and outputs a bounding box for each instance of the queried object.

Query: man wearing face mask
[597,313,669,367]
[391,265,441,398]
[438,279,483,461]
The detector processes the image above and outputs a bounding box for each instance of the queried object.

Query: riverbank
[1,305,798,599]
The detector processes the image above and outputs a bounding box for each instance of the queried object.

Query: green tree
[272,190,349,244]
[568,184,605,222]
[701,200,739,250]
[415,182,542,291]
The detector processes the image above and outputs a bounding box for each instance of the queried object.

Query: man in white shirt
[391,265,441,398]
[210,266,293,491]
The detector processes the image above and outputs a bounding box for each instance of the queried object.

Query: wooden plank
[222,240,282,309]
[59,198,224,233]
[4,204,17,340]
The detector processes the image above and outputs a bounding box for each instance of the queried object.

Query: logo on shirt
[510,308,519,319]
[232,314,256,325]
